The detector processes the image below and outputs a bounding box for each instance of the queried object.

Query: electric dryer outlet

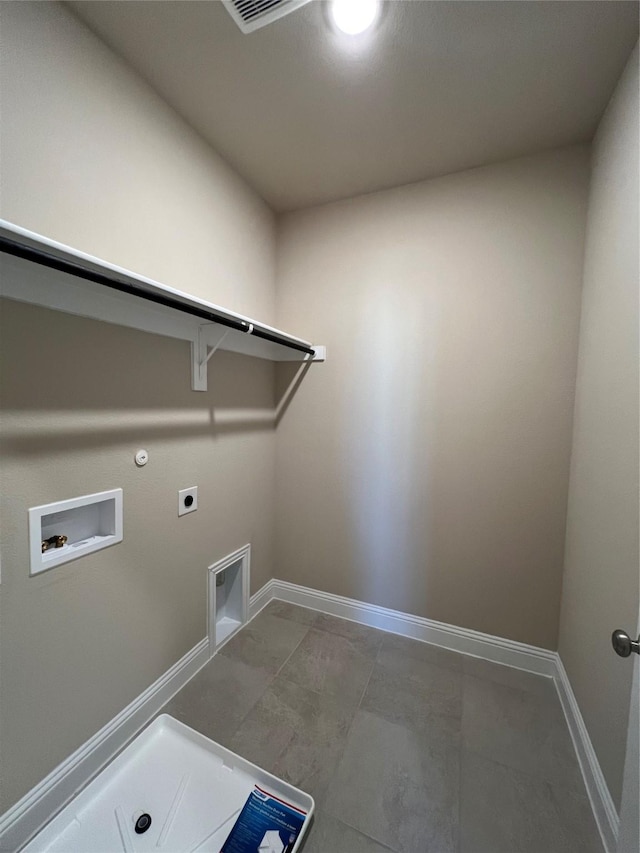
[178,487,198,516]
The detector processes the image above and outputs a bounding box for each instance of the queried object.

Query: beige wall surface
[558,44,639,812]
[0,1,275,321]
[275,147,589,650]
[1,0,631,828]
[0,3,277,813]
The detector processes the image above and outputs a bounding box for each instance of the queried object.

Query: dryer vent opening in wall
[223,0,312,33]
[208,545,250,656]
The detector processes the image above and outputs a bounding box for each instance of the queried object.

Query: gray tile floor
[160,602,602,853]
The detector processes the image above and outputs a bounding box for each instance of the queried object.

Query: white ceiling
[68,1,638,212]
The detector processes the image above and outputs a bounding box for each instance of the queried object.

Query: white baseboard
[554,657,619,853]
[0,637,209,853]
[250,578,618,853]
[263,579,557,676]
[249,577,275,620]
[5,578,617,853]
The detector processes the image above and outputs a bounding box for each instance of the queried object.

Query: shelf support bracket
[191,326,230,391]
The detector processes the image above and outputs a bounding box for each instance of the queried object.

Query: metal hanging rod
[0,235,315,357]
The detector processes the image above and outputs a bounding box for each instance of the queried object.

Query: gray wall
[275,148,589,650]
[0,2,277,812]
[558,44,639,812]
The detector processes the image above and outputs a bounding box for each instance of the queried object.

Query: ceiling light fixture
[330,0,380,35]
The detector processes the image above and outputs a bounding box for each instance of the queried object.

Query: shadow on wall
[0,300,313,454]
[275,359,313,426]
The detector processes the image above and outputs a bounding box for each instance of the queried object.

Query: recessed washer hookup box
[23,715,314,853]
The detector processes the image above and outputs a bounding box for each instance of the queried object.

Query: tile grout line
[275,673,325,701]
[355,655,377,712]
[329,813,401,853]
[460,742,590,798]
[350,628,384,715]
[218,610,314,741]
[312,632,390,849]
[456,696,464,853]
[318,638,380,825]
[273,621,315,679]
[457,655,465,853]
[223,670,278,745]
[462,668,555,696]
[261,612,392,847]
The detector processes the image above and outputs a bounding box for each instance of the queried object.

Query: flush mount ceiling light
[330,0,380,35]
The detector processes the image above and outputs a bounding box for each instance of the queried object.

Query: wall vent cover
[223,0,312,33]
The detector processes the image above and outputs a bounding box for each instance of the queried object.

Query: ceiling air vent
[223,0,312,33]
